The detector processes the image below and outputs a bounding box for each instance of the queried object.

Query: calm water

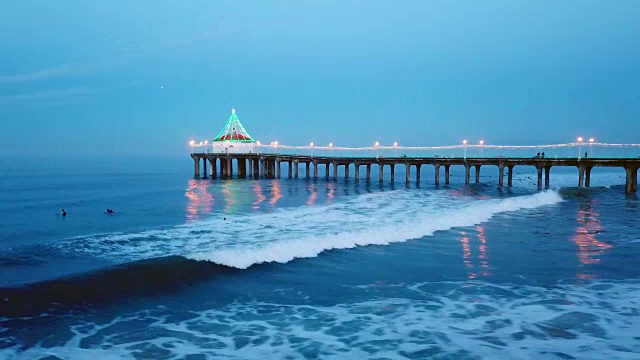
[0,157,639,359]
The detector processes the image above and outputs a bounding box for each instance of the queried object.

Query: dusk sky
[1,1,639,156]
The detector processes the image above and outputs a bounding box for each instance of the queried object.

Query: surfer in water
[105,209,116,215]
[61,209,67,217]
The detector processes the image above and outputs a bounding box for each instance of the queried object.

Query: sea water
[0,156,638,359]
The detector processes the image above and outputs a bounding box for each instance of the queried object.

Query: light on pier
[577,137,584,159]
[463,139,468,159]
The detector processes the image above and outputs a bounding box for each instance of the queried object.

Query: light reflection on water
[184,179,213,222]
[326,182,336,203]
[252,182,266,209]
[269,180,282,206]
[459,227,491,280]
[307,183,318,205]
[459,230,476,279]
[477,225,489,276]
[221,181,238,213]
[573,200,612,279]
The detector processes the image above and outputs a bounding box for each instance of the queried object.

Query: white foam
[4,280,638,359]
[58,190,563,269]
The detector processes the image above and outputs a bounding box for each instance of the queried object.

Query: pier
[191,153,640,194]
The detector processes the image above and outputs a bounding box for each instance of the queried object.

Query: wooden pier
[191,153,640,194]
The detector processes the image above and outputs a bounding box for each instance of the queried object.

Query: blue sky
[1,0,639,156]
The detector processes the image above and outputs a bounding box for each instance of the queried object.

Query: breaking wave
[59,190,563,269]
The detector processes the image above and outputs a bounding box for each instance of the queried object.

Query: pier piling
[544,166,551,189]
[193,157,200,178]
[536,167,543,190]
[189,153,640,194]
[507,165,514,187]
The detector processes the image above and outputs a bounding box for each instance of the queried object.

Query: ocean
[0,156,638,359]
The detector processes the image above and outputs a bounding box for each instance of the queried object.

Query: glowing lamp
[256,141,261,145]
[393,142,398,147]
[329,143,333,147]
[463,140,468,145]
[577,137,583,142]
[374,142,380,147]
[589,138,595,143]
[479,140,484,145]
[310,142,314,146]
[189,140,195,146]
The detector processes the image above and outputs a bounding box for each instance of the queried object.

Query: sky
[1,0,639,156]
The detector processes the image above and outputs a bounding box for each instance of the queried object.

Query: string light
[190,140,640,150]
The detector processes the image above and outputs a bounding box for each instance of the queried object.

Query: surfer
[61,209,67,217]
[105,208,115,215]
